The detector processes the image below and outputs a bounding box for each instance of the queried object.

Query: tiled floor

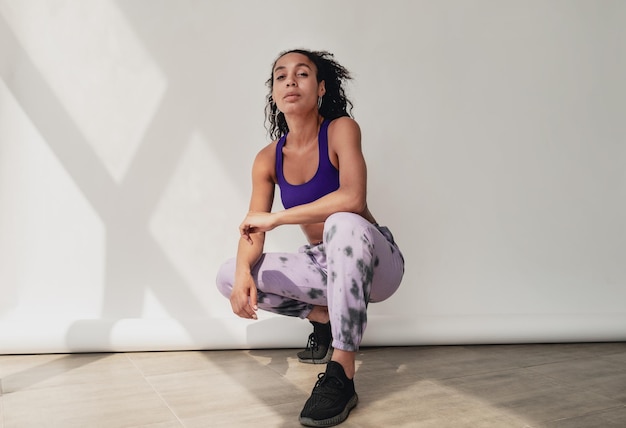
[1,343,625,427]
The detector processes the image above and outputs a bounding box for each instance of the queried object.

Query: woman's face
[272,52,325,116]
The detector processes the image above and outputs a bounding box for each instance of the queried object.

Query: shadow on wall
[0,2,264,351]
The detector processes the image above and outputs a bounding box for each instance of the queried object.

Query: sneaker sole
[299,393,358,427]
[297,347,334,364]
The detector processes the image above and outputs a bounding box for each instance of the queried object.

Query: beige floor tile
[130,348,323,397]
[441,368,563,401]
[1,344,625,427]
[182,401,303,428]
[2,382,179,428]
[530,406,626,428]
[245,348,410,397]
[528,357,626,403]
[353,348,414,377]
[246,347,368,376]
[366,345,520,379]
[467,342,626,367]
[246,348,300,372]
[441,367,623,424]
[0,354,74,391]
[354,362,425,402]
[348,379,531,428]
[246,349,338,395]
[0,354,64,378]
[127,422,184,428]
[128,350,254,377]
[603,351,626,365]
[146,363,307,421]
[505,387,620,424]
[278,364,330,396]
[1,353,140,394]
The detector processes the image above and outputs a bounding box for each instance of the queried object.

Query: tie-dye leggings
[216,212,405,352]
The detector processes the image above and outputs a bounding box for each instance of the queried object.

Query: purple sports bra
[276,119,340,209]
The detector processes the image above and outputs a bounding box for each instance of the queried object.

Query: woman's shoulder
[327,116,361,147]
[251,140,279,179]
[254,140,279,164]
[260,139,279,153]
[327,116,360,131]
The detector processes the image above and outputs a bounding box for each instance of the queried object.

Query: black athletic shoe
[299,361,358,427]
[297,321,333,364]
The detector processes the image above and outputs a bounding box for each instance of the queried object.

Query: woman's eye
[298,72,308,77]
[275,75,285,81]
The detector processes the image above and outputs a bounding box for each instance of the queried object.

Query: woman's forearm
[275,188,366,227]
[235,232,265,277]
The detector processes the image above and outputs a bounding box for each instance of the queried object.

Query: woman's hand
[239,211,278,244]
[230,272,258,320]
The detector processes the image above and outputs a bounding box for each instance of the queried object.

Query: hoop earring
[317,96,323,109]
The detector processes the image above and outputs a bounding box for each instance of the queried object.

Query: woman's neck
[284,112,323,147]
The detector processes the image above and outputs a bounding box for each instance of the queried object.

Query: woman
[216,49,404,427]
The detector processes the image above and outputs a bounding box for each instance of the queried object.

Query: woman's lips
[283,93,300,100]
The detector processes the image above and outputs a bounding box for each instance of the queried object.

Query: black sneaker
[297,321,333,364]
[299,361,358,427]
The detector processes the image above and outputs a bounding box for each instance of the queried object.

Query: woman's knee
[325,211,361,226]
[323,212,368,242]
[215,258,236,298]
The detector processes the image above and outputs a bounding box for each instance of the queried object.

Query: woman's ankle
[306,306,330,324]
[331,349,356,379]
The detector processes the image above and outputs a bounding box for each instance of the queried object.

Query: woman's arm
[239,117,367,234]
[231,144,276,319]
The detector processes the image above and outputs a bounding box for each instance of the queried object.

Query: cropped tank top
[276,119,340,209]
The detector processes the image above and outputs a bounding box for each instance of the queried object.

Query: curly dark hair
[265,49,354,140]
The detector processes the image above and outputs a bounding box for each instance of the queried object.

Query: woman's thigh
[218,249,330,306]
[369,225,404,302]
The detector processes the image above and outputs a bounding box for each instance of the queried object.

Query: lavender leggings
[216,212,405,352]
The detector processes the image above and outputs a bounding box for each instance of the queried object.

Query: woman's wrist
[273,210,287,228]
[235,266,252,280]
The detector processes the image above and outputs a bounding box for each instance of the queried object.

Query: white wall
[1,0,624,354]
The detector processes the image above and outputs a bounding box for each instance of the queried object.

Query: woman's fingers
[239,224,254,244]
[230,288,258,320]
[239,212,274,239]
[249,285,258,312]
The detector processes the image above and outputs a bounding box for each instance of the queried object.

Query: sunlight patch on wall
[149,130,248,316]
[0,78,105,320]
[141,288,170,319]
[0,0,167,182]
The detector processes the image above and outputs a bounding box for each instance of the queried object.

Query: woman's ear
[318,80,326,97]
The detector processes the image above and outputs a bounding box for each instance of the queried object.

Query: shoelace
[313,372,345,395]
[305,332,320,352]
